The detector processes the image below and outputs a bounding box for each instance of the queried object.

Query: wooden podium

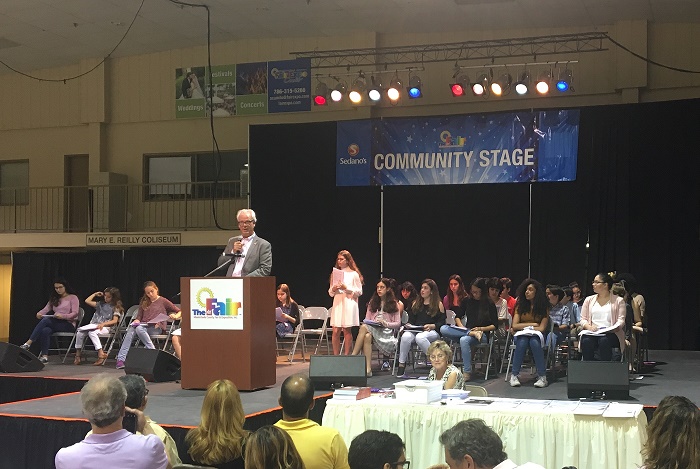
[179,276,276,390]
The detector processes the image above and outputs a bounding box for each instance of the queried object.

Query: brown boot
[73,351,82,365]
[93,349,108,366]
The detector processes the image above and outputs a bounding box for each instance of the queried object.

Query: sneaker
[534,376,548,388]
[116,360,125,370]
[509,375,521,387]
[396,365,406,377]
[20,343,30,351]
[39,355,48,364]
[381,361,391,371]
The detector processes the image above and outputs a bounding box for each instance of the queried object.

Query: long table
[323,396,647,469]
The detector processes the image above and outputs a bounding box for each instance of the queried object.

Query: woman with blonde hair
[182,379,250,468]
[427,340,464,390]
[244,425,304,469]
[328,250,363,355]
[641,395,700,469]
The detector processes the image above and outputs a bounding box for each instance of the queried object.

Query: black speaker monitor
[309,355,367,390]
[124,348,181,382]
[567,360,630,400]
[0,342,44,373]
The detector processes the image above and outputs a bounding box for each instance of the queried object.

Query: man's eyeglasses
[238,220,255,225]
[390,461,410,469]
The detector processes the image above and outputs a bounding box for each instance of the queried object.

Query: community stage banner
[336,110,579,186]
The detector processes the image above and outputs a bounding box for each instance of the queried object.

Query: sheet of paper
[332,268,344,287]
[573,401,609,415]
[602,402,641,418]
[77,323,99,332]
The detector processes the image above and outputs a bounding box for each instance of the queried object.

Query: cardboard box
[394,379,443,404]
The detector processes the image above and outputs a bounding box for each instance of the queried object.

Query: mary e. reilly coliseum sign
[86,233,181,247]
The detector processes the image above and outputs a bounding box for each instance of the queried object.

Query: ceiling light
[514,71,530,95]
[387,76,402,101]
[330,81,346,102]
[472,73,489,96]
[313,81,328,106]
[348,73,366,104]
[490,73,512,96]
[407,74,422,99]
[535,70,551,95]
[556,69,573,92]
[368,76,382,103]
[450,74,470,97]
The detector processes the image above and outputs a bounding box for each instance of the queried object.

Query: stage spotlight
[490,73,512,96]
[387,76,402,102]
[450,74,470,97]
[472,73,489,96]
[368,76,382,103]
[514,71,530,95]
[330,81,346,102]
[535,70,551,95]
[313,81,328,106]
[407,75,422,99]
[348,74,366,104]
[556,69,573,92]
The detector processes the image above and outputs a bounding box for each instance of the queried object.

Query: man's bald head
[279,373,315,419]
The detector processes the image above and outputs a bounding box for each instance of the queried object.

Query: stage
[0,350,697,468]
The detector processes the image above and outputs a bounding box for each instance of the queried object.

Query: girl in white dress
[328,250,363,355]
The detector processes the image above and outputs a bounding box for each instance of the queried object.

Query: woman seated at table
[74,287,124,365]
[440,277,498,382]
[443,274,468,319]
[579,272,626,361]
[396,278,445,377]
[275,283,300,338]
[182,379,250,468]
[20,278,80,364]
[510,278,550,388]
[352,278,402,376]
[427,340,464,390]
[115,281,180,369]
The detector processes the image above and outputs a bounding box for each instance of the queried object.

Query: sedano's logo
[340,143,367,165]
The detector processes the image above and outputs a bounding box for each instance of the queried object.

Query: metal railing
[0,181,246,233]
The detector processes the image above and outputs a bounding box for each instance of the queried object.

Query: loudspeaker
[309,355,367,390]
[567,360,629,400]
[0,342,44,372]
[124,349,180,382]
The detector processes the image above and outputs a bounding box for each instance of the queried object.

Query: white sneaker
[509,375,521,387]
[534,376,548,388]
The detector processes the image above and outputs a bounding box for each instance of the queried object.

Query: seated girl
[509,278,550,388]
[275,284,300,337]
[74,287,124,365]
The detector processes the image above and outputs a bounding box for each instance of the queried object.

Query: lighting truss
[291,33,607,69]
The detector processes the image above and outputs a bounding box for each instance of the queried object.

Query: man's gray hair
[119,374,147,409]
[81,373,126,428]
[439,419,507,467]
[237,209,256,223]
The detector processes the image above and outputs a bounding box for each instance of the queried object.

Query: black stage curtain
[251,100,700,350]
[9,248,221,345]
[0,376,86,404]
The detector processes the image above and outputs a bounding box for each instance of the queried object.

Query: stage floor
[0,349,698,427]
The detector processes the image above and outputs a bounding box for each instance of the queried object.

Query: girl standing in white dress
[328,250,363,355]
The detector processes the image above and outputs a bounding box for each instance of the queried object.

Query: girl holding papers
[74,288,124,365]
[579,272,626,361]
[509,278,550,388]
[115,281,180,369]
[275,284,300,338]
[328,250,363,355]
[352,278,402,376]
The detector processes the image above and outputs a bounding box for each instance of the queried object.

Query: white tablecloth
[322,396,647,469]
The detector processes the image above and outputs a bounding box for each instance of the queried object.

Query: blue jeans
[29,316,75,355]
[440,325,487,372]
[398,330,439,364]
[116,324,161,362]
[512,334,547,377]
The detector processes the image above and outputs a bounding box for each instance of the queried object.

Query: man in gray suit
[218,208,272,277]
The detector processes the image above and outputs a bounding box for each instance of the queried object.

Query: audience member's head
[186,379,249,465]
[562,287,573,303]
[81,373,127,428]
[279,373,315,419]
[642,395,700,469]
[119,374,148,410]
[244,425,304,469]
[348,430,406,469]
[428,340,454,366]
[514,278,548,320]
[439,419,507,469]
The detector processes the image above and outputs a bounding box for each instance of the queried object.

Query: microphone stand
[171,254,244,302]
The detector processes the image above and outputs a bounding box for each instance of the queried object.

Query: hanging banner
[236,62,268,115]
[268,58,311,113]
[336,110,579,186]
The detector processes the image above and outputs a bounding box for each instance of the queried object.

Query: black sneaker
[397,365,406,376]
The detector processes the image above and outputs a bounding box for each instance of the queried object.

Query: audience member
[348,430,407,469]
[562,287,581,338]
[276,283,300,337]
[499,278,517,318]
[329,250,363,355]
[546,285,570,346]
[21,278,80,364]
[398,281,418,314]
[579,272,626,361]
[436,419,544,469]
[397,279,445,377]
[443,274,468,319]
[569,281,584,307]
[488,277,510,338]
[641,395,700,469]
[54,373,168,469]
[181,379,249,468]
[244,425,305,469]
[75,287,123,365]
[352,278,401,376]
[427,340,464,390]
[275,373,350,469]
[117,375,181,466]
[509,279,549,388]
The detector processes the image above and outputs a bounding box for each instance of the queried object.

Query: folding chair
[50,307,85,362]
[299,307,330,356]
[472,332,497,380]
[392,310,410,376]
[63,306,130,364]
[463,384,488,397]
[276,305,305,363]
[504,319,555,381]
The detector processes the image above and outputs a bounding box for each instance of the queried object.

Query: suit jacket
[217,235,272,277]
